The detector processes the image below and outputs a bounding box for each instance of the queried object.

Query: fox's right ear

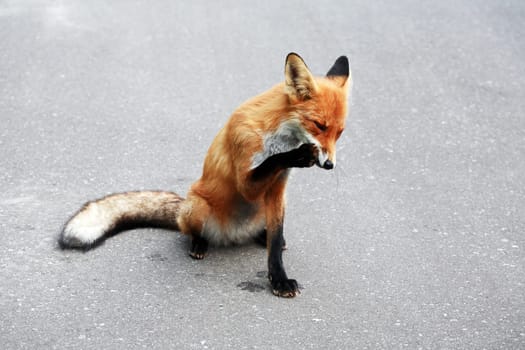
[326,56,351,89]
[284,53,318,102]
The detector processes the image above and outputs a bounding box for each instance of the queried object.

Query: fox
[59,53,351,298]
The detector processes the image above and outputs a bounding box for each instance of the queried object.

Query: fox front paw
[270,278,300,298]
[288,143,318,168]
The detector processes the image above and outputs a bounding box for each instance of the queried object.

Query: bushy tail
[59,191,184,250]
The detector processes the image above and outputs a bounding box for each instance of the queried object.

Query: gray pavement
[1,0,525,349]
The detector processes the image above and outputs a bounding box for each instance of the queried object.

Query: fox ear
[326,56,351,88]
[285,53,318,101]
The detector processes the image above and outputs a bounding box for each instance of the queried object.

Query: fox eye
[314,120,328,132]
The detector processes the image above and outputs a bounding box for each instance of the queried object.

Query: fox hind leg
[177,195,212,260]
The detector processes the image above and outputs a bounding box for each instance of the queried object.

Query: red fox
[59,53,351,297]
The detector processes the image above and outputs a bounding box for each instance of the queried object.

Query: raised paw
[270,278,300,298]
[289,143,319,168]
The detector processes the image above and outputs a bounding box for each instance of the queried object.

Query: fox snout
[317,158,334,170]
[321,159,334,170]
[314,146,336,170]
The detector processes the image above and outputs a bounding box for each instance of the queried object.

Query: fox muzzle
[321,159,334,170]
[311,143,336,170]
[316,153,335,170]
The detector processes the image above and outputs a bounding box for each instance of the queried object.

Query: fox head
[284,53,351,169]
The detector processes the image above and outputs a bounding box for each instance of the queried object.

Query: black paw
[288,143,318,168]
[270,278,300,298]
[189,236,208,260]
[189,251,206,260]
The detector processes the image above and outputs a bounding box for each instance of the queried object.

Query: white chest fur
[250,119,314,169]
[201,198,266,245]
[203,216,266,246]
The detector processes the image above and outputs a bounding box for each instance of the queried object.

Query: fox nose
[322,160,334,170]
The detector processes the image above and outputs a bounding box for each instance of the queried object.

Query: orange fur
[177,56,351,243]
[60,53,351,297]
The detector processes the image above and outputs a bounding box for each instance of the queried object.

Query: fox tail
[58,191,183,250]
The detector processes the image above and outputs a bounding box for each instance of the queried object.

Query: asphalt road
[1,1,524,349]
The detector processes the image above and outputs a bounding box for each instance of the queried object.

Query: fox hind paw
[189,251,206,260]
[189,235,209,260]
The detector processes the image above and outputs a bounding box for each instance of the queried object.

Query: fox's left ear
[326,56,351,89]
[285,53,318,102]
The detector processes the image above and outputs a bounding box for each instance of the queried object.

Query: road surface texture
[1,0,524,349]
